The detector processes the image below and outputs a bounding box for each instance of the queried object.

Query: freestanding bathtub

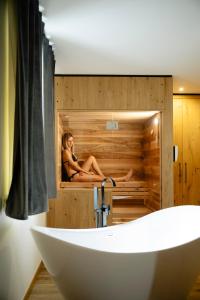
[31,205,200,300]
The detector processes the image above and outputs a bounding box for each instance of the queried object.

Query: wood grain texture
[24,262,44,300]
[60,180,148,188]
[182,98,200,205]
[143,113,161,210]
[55,76,169,110]
[25,263,64,300]
[56,114,63,189]
[54,75,173,227]
[173,95,200,206]
[47,189,112,229]
[173,98,183,205]
[60,111,146,179]
[161,77,173,208]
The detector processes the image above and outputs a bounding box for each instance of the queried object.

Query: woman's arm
[63,150,90,174]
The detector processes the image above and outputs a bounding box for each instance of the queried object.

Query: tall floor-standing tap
[94,177,116,228]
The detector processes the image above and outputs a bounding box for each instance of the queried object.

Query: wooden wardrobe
[173,95,200,205]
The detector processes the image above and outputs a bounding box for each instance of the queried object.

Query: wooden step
[113,197,145,206]
[112,206,151,214]
[112,188,150,208]
[112,191,149,196]
[112,205,152,225]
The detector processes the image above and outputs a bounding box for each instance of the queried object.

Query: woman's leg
[82,155,105,177]
[72,168,133,182]
[112,169,133,182]
[71,173,104,182]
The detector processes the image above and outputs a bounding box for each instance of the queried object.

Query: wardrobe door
[173,98,183,205]
[182,98,200,205]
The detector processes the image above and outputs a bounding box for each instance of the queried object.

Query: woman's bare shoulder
[62,149,71,160]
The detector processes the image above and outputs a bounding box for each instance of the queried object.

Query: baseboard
[23,260,43,300]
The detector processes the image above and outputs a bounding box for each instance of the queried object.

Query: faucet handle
[101,178,107,205]
[109,177,116,187]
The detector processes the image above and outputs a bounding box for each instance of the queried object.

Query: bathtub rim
[31,205,200,254]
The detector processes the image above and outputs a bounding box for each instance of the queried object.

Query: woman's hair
[62,132,73,150]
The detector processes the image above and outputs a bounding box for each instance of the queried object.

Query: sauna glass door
[173,96,200,205]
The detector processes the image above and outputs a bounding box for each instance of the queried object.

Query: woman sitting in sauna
[62,132,133,182]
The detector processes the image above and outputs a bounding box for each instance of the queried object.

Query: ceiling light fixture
[154,118,159,125]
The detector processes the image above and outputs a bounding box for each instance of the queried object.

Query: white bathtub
[31,205,200,300]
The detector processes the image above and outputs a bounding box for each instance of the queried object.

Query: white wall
[0,210,46,300]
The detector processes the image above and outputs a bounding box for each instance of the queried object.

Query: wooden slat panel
[55,75,173,223]
[56,114,64,189]
[58,76,168,110]
[71,129,144,137]
[47,189,112,229]
[112,191,149,196]
[173,98,183,205]
[161,78,173,208]
[182,98,200,205]
[64,121,145,130]
[143,113,161,210]
[74,136,143,144]
[55,77,65,109]
[60,180,148,188]
[61,112,145,178]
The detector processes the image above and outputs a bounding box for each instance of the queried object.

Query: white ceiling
[40,0,200,94]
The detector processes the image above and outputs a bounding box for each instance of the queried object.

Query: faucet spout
[101,177,116,205]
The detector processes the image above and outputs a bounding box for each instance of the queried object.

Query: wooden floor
[25,263,64,300]
[26,263,200,300]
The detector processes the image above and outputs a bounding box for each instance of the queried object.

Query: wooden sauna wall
[55,76,173,209]
[143,113,161,210]
[48,189,112,229]
[61,114,144,179]
[56,114,64,189]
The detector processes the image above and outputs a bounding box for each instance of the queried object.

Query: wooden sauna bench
[60,180,151,225]
[60,180,149,204]
[60,180,148,189]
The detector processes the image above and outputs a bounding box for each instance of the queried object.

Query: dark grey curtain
[43,36,56,198]
[6,0,56,219]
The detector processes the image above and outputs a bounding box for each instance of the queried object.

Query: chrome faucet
[94,177,116,228]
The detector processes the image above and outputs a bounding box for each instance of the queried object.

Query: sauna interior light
[179,87,184,92]
[122,111,159,119]
[154,118,159,125]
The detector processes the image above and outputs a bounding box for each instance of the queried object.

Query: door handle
[184,162,187,183]
[178,163,182,183]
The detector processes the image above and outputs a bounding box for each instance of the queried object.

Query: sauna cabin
[48,75,173,229]
[51,110,162,227]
